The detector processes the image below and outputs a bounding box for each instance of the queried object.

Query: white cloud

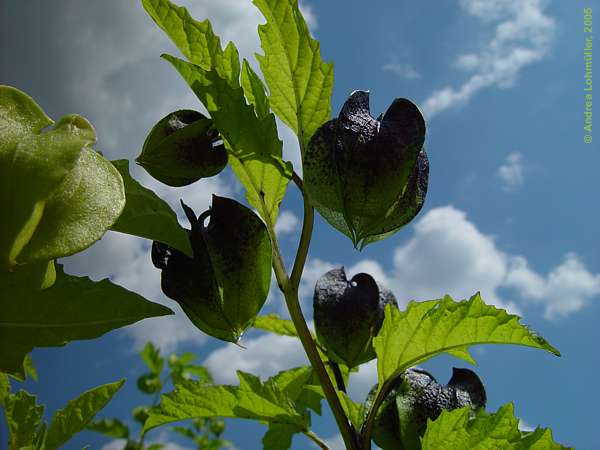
[497,152,525,191]
[275,210,300,235]
[204,333,308,384]
[506,253,600,319]
[382,63,421,80]
[422,0,555,118]
[392,206,516,312]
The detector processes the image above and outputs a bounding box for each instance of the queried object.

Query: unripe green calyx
[151,195,272,343]
[304,90,429,249]
[370,367,487,450]
[313,267,398,368]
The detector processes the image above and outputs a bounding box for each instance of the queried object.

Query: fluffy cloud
[204,333,308,384]
[506,253,600,319]
[422,0,555,118]
[382,63,421,80]
[497,152,525,191]
[275,210,300,236]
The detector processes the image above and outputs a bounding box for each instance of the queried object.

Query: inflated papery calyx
[152,196,272,343]
[137,110,227,187]
[304,90,429,249]
[370,367,487,450]
[313,267,397,368]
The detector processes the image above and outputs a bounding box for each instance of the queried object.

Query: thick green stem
[267,173,358,450]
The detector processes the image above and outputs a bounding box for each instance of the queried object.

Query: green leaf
[23,355,38,382]
[163,54,291,225]
[86,418,130,439]
[337,391,364,431]
[0,86,96,269]
[137,373,163,395]
[141,0,291,225]
[253,313,298,337]
[110,159,192,256]
[421,404,571,450]
[143,371,307,433]
[45,379,125,450]
[4,390,45,450]
[241,60,270,119]
[140,342,164,375]
[16,147,125,263]
[0,264,173,376]
[263,423,296,450]
[252,0,334,146]
[0,373,9,406]
[374,293,560,389]
[141,0,226,73]
[136,110,227,187]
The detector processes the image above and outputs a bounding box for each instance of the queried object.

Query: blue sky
[1,0,598,448]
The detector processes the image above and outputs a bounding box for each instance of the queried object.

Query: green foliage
[2,378,123,450]
[136,110,227,187]
[0,85,125,276]
[141,0,292,226]
[45,380,125,450]
[0,264,172,376]
[421,404,570,450]
[111,159,192,256]
[0,1,569,449]
[252,0,334,147]
[88,342,229,450]
[374,293,559,389]
[252,313,299,337]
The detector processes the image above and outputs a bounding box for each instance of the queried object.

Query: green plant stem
[268,186,358,450]
[360,379,395,450]
[304,430,330,450]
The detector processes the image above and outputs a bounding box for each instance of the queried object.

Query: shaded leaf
[17,147,125,263]
[22,355,38,382]
[0,373,9,406]
[263,423,296,450]
[46,380,125,450]
[140,342,164,375]
[87,418,130,439]
[0,264,172,375]
[252,0,334,146]
[4,390,44,450]
[0,86,91,269]
[111,159,192,256]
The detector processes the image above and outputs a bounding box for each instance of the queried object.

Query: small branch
[292,170,304,193]
[290,190,314,289]
[329,361,347,394]
[359,379,394,450]
[304,430,330,450]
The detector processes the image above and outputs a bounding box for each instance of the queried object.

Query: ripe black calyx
[152,196,272,343]
[313,267,398,368]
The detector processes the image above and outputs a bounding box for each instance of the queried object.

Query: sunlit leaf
[45,380,125,450]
